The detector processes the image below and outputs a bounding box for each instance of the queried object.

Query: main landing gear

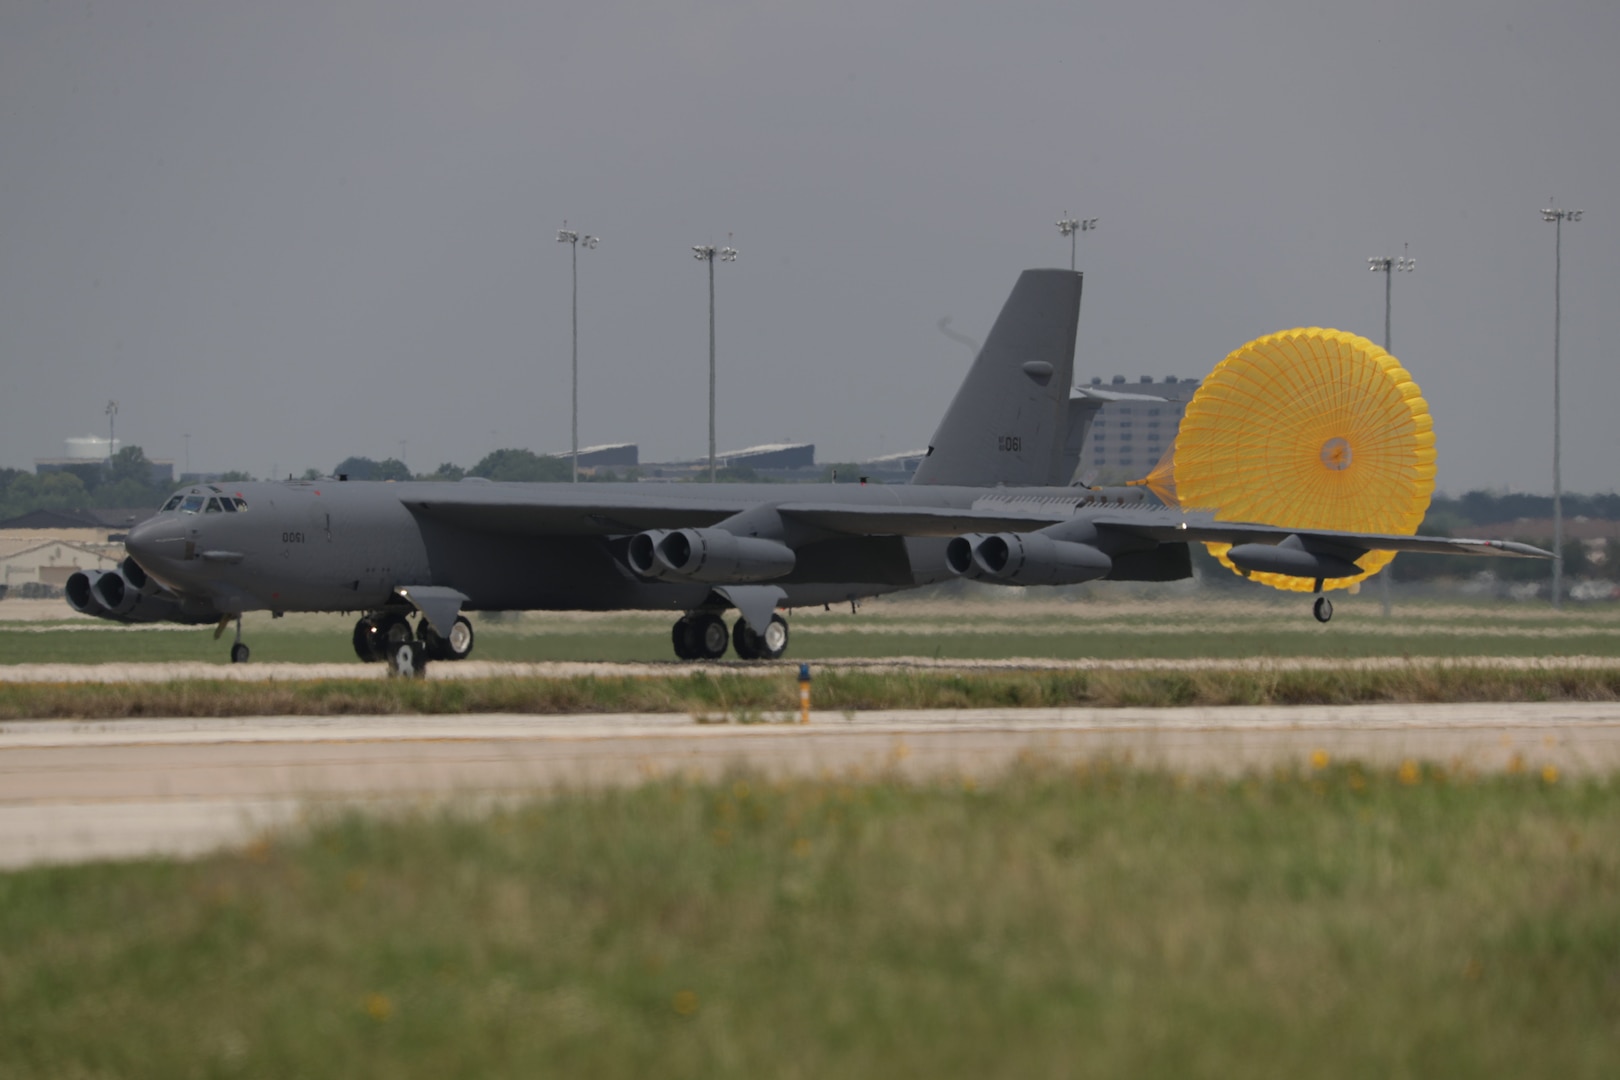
[351,611,476,676]
[671,611,790,661]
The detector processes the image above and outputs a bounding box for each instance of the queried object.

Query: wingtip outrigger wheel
[1313,595,1333,623]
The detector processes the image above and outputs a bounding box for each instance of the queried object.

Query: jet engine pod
[1225,540,1362,582]
[970,532,1113,586]
[631,527,796,583]
[92,569,135,614]
[945,534,990,577]
[106,593,194,624]
[91,567,187,620]
[65,570,109,616]
[626,530,670,577]
[119,556,156,594]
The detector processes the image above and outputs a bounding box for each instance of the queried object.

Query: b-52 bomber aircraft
[67,269,1549,674]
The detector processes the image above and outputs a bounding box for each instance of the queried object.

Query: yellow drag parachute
[1143,327,1435,592]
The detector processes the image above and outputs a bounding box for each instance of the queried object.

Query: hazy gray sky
[2,0,1615,494]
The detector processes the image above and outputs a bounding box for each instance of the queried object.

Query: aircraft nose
[125,515,188,567]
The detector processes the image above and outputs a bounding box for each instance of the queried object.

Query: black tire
[230,642,251,664]
[731,618,760,660]
[692,613,730,660]
[672,617,698,660]
[1313,596,1333,624]
[422,617,473,661]
[756,614,790,659]
[443,615,474,660]
[353,618,383,662]
[732,615,788,660]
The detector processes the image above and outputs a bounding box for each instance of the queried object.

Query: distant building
[858,449,929,483]
[546,443,639,469]
[642,443,817,480]
[0,507,154,536]
[719,443,816,470]
[0,535,123,596]
[1077,374,1201,477]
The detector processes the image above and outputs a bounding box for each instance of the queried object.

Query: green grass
[5,664,1620,720]
[6,595,1620,665]
[2,765,1616,1078]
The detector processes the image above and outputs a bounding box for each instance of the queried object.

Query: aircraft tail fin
[911,269,1082,487]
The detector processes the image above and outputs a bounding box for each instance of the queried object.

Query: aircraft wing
[774,503,1068,536]
[404,488,1074,538]
[405,488,742,536]
[1088,511,1554,558]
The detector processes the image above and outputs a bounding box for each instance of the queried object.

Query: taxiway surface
[4,701,1619,869]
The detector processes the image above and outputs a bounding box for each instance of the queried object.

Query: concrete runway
[4,701,1619,869]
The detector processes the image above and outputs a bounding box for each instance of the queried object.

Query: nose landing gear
[215,615,251,663]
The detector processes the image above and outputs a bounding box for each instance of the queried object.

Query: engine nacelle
[945,534,992,577]
[947,531,1113,586]
[627,528,796,583]
[70,560,199,623]
[65,570,109,616]
[1226,540,1362,582]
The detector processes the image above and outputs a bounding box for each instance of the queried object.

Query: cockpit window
[231,497,248,512]
[161,495,183,512]
[219,497,239,513]
[179,495,205,514]
[204,498,223,513]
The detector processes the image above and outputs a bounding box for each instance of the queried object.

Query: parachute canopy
[1160,327,1436,592]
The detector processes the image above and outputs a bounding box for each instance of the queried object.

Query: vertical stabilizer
[911,269,1082,487]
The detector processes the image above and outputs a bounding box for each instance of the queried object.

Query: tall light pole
[182,432,191,479]
[1542,202,1584,610]
[557,223,599,483]
[104,400,118,466]
[1367,245,1416,616]
[1056,213,1097,271]
[692,237,737,483]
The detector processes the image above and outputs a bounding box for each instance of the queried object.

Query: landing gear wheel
[444,615,474,660]
[671,616,698,660]
[354,614,412,663]
[353,617,383,662]
[733,613,789,661]
[422,616,475,661]
[387,640,427,678]
[230,642,251,664]
[1313,595,1334,623]
[692,613,730,660]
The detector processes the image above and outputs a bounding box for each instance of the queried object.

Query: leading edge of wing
[403,488,740,536]
[405,490,1070,539]
[1091,512,1555,559]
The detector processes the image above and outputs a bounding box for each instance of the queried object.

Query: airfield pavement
[3,699,1619,869]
